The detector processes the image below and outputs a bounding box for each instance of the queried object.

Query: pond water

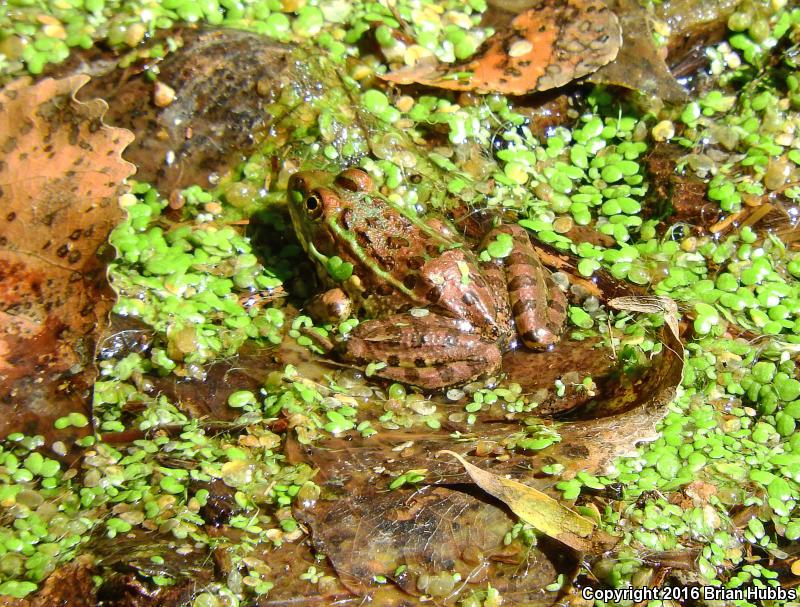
[0,1,799,605]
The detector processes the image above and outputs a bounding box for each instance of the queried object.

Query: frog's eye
[304,193,323,219]
[335,168,372,192]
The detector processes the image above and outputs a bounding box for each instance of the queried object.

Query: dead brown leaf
[0,75,135,442]
[1,555,97,607]
[587,0,688,102]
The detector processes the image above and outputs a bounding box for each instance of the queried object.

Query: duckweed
[53,412,89,429]
[325,255,355,282]
[2,0,800,602]
[111,183,286,368]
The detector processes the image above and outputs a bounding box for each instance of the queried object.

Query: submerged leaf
[438,450,618,553]
[0,75,135,442]
[382,0,621,95]
[295,479,572,603]
[71,30,295,193]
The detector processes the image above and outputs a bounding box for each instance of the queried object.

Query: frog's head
[287,168,373,266]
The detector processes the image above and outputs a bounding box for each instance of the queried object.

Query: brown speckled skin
[289,169,567,388]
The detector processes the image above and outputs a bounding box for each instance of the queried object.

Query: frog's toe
[516,277,568,350]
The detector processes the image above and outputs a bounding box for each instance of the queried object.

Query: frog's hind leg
[341,313,502,389]
[485,225,568,349]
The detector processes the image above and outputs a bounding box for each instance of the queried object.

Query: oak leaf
[0,75,135,442]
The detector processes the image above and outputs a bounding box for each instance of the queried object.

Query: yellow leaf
[439,450,618,553]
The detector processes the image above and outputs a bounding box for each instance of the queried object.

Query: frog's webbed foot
[340,313,502,389]
[298,288,352,354]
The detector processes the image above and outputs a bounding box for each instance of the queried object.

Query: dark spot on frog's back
[355,230,371,248]
[513,299,536,317]
[339,208,354,230]
[409,256,425,270]
[507,251,538,267]
[521,329,542,345]
[376,283,394,296]
[387,235,409,249]
[426,285,444,303]
[560,443,590,459]
[508,274,537,291]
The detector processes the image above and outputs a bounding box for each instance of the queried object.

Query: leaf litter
[0,75,134,445]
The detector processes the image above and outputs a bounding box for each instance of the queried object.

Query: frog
[287,167,568,389]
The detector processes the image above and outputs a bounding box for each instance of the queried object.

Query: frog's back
[339,197,456,315]
[347,200,506,335]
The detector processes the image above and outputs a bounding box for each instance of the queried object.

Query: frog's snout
[287,172,311,196]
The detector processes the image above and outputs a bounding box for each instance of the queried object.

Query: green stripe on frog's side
[287,168,568,389]
[289,172,460,305]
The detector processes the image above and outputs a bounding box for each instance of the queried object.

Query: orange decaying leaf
[382,0,622,95]
[0,75,135,441]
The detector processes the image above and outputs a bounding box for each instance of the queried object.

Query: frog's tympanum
[288,168,568,389]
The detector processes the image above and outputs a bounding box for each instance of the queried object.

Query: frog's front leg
[340,313,502,389]
[482,225,568,349]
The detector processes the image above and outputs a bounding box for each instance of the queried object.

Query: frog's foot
[305,288,353,324]
[340,313,502,389]
[483,225,568,349]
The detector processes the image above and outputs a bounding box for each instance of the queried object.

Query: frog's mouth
[303,240,331,269]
